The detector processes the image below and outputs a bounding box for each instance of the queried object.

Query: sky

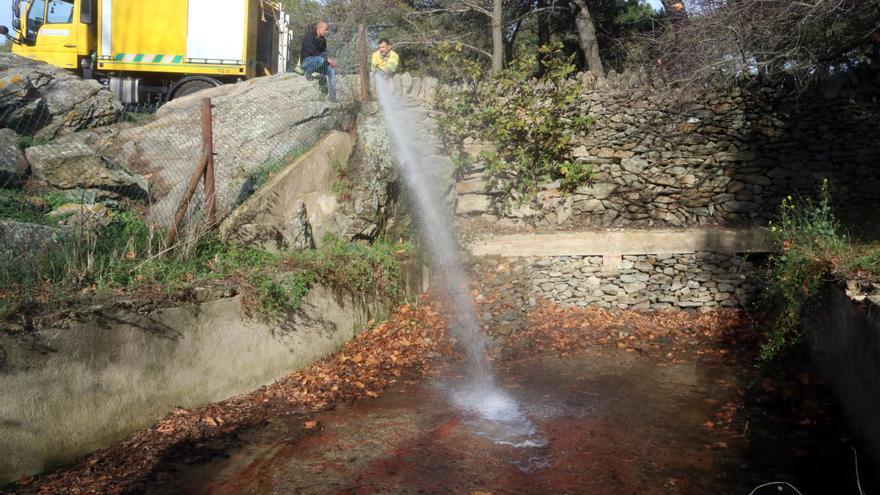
[0,0,666,45]
[1,1,11,41]
[646,0,664,11]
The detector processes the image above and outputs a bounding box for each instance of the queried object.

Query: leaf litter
[9,297,449,495]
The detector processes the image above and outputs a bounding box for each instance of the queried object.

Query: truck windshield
[26,0,46,39]
[46,0,74,24]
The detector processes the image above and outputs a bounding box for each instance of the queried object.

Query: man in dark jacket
[300,21,337,101]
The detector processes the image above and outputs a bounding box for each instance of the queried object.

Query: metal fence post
[164,97,215,249]
[359,24,369,102]
[201,97,216,225]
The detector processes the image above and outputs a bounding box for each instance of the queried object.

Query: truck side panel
[186,0,246,64]
[111,0,187,59]
[96,0,250,77]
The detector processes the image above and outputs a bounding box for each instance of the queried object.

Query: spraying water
[374,76,546,453]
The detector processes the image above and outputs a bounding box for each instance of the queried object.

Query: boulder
[0,128,28,187]
[0,220,66,273]
[0,53,121,138]
[26,140,148,199]
[332,103,400,241]
[48,203,113,229]
[108,73,361,228]
[220,131,356,251]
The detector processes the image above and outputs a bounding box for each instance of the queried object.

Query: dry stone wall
[449,72,880,230]
[526,252,762,310]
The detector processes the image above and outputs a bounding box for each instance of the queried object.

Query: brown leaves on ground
[12,299,448,495]
[508,301,761,361]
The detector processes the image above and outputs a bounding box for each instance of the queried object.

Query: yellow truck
[2,0,293,104]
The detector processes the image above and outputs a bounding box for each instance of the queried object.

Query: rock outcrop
[0,54,121,138]
[111,73,360,227]
[26,139,148,199]
[16,72,361,229]
[220,131,356,250]
[0,128,28,187]
[219,104,405,251]
[333,103,400,241]
[0,220,66,270]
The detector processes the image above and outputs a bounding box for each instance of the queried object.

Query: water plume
[374,76,545,453]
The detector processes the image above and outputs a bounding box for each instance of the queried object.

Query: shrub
[762,180,845,360]
[436,43,594,203]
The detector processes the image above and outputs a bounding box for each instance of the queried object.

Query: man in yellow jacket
[371,38,400,76]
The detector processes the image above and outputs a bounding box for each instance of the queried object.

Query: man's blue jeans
[302,56,336,100]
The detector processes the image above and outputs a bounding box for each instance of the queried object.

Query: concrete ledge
[469,228,774,257]
[0,286,388,485]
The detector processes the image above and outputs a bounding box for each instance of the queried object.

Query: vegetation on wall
[436,43,593,203]
[761,180,880,360]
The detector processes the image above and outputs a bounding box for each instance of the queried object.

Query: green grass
[0,190,77,225]
[18,136,51,149]
[0,201,411,323]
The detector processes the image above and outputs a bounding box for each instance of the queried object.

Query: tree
[649,0,880,88]
[569,0,604,75]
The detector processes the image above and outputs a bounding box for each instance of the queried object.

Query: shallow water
[145,347,874,495]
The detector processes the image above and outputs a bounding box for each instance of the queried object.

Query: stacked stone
[450,73,880,230]
[526,253,761,310]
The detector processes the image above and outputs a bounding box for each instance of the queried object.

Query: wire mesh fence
[0,47,364,303]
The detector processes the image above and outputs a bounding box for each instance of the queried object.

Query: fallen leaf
[303,421,318,430]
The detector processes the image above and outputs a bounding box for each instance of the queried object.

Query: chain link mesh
[0,25,367,306]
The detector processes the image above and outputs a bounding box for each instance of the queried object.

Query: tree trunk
[536,0,550,76]
[571,0,604,77]
[491,0,504,73]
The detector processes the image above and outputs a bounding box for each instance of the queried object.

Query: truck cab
[7,0,95,73]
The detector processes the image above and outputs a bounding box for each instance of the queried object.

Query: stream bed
[143,346,875,495]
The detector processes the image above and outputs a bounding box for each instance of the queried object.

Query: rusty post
[359,24,369,102]
[164,154,210,249]
[201,97,216,225]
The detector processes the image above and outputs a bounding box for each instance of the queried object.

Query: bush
[762,180,845,360]
[436,43,594,203]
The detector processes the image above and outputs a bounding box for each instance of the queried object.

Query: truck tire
[168,77,222,100]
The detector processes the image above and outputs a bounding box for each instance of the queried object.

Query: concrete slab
[469,228,774,257]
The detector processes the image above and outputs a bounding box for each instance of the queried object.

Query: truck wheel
[169,77,222,100]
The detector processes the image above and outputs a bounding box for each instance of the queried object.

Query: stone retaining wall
[470,228,769,311]
[444,73,880,230]
[527,252,761,310]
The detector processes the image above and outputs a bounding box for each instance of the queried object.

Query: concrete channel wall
[470,227,771,310]
[0,266,428,485]
[805,286,880,469]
